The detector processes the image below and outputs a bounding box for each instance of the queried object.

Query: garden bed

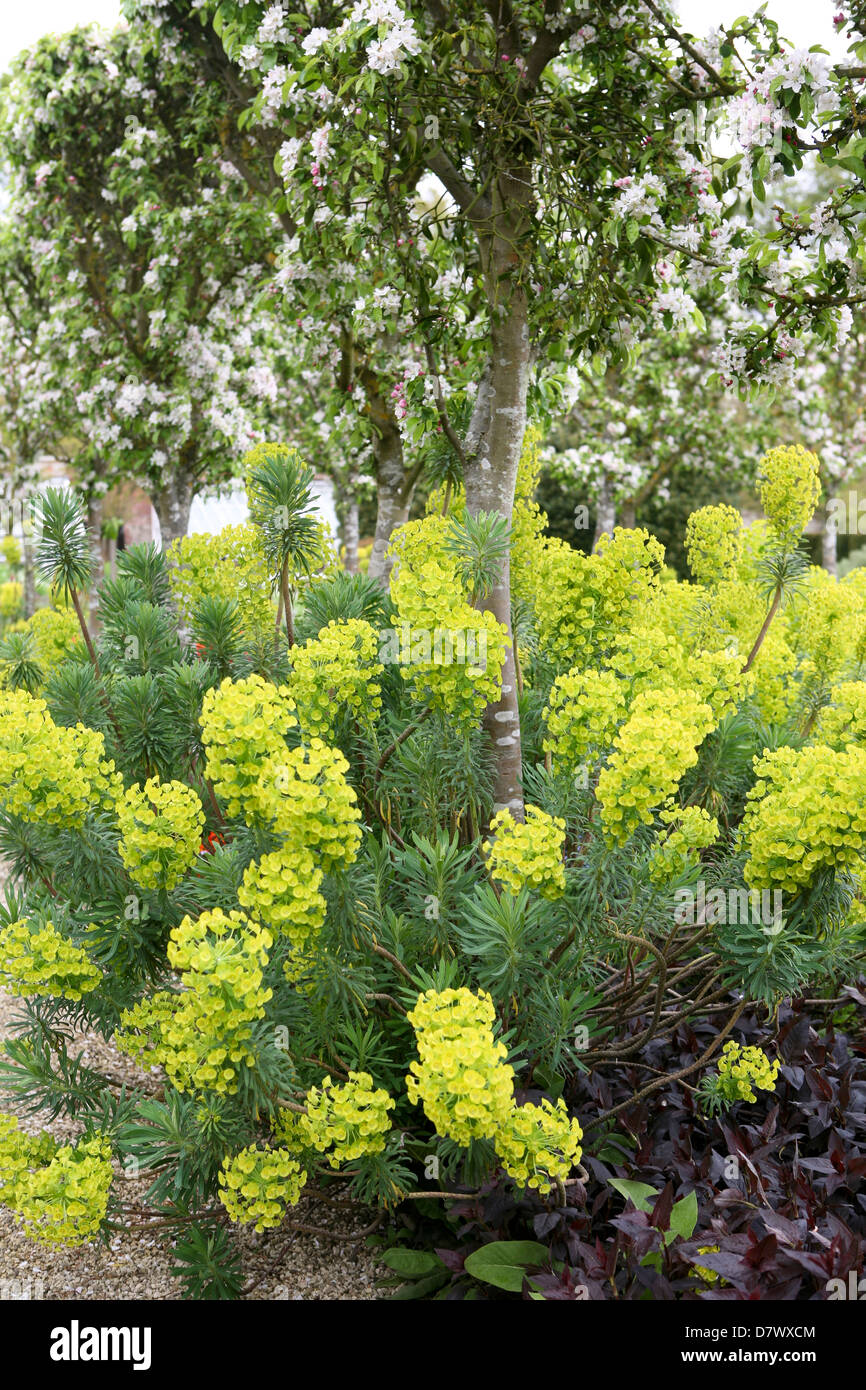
[0,985,382,1301]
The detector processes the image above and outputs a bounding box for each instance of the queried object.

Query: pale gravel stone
[0,981,384,1301]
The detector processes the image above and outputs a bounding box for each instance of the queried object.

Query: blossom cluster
[0,918,101,1000]
[218,1145,307,1232]
[741,744,866,893]
[716,1042,780,1105]
[0,691,120,828]
[117,909,274,1095]
[0,1114,112,1246]
[117,777,204,892]
[200,674,298,820]
[406,988,583,1193]
[289,618,383,740]
[597,689,716,844]
[290,1071,395,1168]
[485,806,567,900]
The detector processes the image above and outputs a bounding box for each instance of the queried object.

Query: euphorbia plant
[0,439,863,1298]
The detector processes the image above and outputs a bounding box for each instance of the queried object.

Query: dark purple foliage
[398,995,866,1300]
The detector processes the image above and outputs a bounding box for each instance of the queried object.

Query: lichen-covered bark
[153,472,194,549]
[85,497,104,634]
[359,366,415,586]
[821,504,838,577]
[341,491,360,574]
[593,472,617,548]
[465,182,533,820]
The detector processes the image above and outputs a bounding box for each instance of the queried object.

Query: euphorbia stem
[280,561,294,647]
[513,636,524,696]
[69,586,101,676]
[376,706,433,775]
[70,585,122,740]
[742,585,781,674]
[274,588,284,660]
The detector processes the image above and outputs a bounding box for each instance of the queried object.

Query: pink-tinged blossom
[310,125,332,164]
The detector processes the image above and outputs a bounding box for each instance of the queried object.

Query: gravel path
[0,983,384,1301]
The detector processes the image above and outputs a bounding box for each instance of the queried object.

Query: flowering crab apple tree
[546,293,772,546]
[772,327,866,573]
[548,315,866,569]
[124,0,471,581]
[0,223,85,616]
[122,2,866,812]
[0,25,301,545]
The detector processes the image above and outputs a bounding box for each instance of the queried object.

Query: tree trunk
[593,472,616,548]
[821,504,838,577]
[363,385,412,585]
[619,497,636,530]
[341,486,360,574]
[22,531,36,619]
[153,473,194,550]
[85,497,104,634]
[464,290,531,821]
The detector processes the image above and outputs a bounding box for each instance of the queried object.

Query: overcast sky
[0,0,854,74]
[0,2,122,74]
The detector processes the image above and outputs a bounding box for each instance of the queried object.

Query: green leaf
[831,154,866,180]
[381,1248,444,1277]
[389,1270,450,1299]
[463,1240,547,1292]
[666,1189,699,1245]
[626,219,640,244]
[609,1178,658,1213]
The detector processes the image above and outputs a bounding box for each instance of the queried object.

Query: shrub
[0,446,862,1298]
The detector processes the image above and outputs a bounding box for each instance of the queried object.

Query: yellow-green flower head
[716,1041,779,1104]
[218,1144,307,1231]
[757,444,821,546]
[406,987,515,1146]
[254,738,361,871]
[741,743,866,892]
[199,674,297,821]
[607,625,687,700]
[0,581,23,620]
[0,690,120,827]
[648,805,719,885]
[0,918,100,1000]
[132,909,277,1095]
[543,668,626,769]
[685,505,743,587]
[485,805,567,900]
[238,844,326,961]
[0,1115,112,1246]
[114,990,181,1070]
[168,523,274,639]
[815,681,866,750]
[495,1098,583,1194]
[535,529,665,669]
[0,536,21,568]
[117,777,204,892]
[386,515,508,728]
[598,688,716,844]
[16,606,81,678]
[289,618,383,740]
[296,1071,395,1168]
[786,570,866,694]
